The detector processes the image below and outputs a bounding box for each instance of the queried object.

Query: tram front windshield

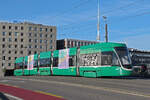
[115,47,132,69]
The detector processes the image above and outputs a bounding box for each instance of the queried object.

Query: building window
[35,45,38,48]
[21,26,24,30]
[40,28,42,32]
[15,38,17,42]
[35,39,37,43]
[21,33,23,36]
[29,45,32,48]
[8,57,11,60]
[15,57,17,60]
[40,45,42,49]
[2,32,6,36]
[34,34,37,37]
[2,50,5,54]
[21,39,23,42]
[15,45,17,48]
[2,38,5,42]
[45,40,47,44]
[50,46,52,49]
[29,26,32,31]
[28,51,31,55]
[45,34,47,38]
[45,28,48,32]
[68,41,70,47]
[71,41,73,47]
[34,51,37,54]
[21,45,23,48]
[8,63,11,66]
[50,34,53,38]
[29,33,32,36]
[75,41,77,46]
[29,39,32,42]
[40,34,42,37]
[15,51,17,54]
[50,40,52,43]
[14,32,18,36]
[2,26,5,29]
[8,51,11,54]
[34,27,37,31]
[9,38,12,42]
[15,26,18,30]
[78,42,80,46]
[2,63,4,67]
[40,40,42,43]
[2,44,5,48]
[50,28,52,32]
[8,44,11,48]
[9,32,12,36]
[9,26,11,30]
[2,56,5,60]
[20,51,23,54]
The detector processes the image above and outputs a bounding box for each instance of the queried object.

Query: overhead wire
[102,0,143,15]
[51,0,91,20]
[59,0,147,39]
[59,0,142,33]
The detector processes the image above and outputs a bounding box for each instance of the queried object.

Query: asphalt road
[0,76,150,100]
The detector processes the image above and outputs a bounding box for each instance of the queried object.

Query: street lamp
[103,16,108,42]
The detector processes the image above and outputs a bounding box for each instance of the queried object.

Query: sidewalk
[0,84,65,100]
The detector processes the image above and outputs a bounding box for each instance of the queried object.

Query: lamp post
[97,0,100,42]
[103,16,108,42]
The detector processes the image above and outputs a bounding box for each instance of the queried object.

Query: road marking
[0,79,24,83]
[2,83,11,86]
[7,77,150,98]
[11,85,19,88]
[0,80,9,82]
[35,90,63,98]
[4,93,23,100]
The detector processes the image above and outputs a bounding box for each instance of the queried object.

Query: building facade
[57,38,99,50]
[0,22,56,69]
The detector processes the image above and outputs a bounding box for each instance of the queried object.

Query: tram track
[7,76,150,90]
[4,76,150,99]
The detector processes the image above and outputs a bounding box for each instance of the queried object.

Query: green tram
[14,42,132,77]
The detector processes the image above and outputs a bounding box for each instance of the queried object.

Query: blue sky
[0,0,150,50]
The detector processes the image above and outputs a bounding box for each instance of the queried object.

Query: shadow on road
[100,76,150,80]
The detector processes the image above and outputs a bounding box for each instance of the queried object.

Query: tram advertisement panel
[80,53,101,66]
[58,49,69,69]
[27,55,34,70]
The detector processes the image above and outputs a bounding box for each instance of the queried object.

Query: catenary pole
[97,0,100,42]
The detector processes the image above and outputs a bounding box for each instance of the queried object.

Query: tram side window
[101,52,112,66]
[15,63,23,69]
[53,57,58,67]
[112,52,120,66]
[69,56,76,66]
[23,60,38,68]
[24,61,27,68]
[33,60,38,68]
[39,58,50,67]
